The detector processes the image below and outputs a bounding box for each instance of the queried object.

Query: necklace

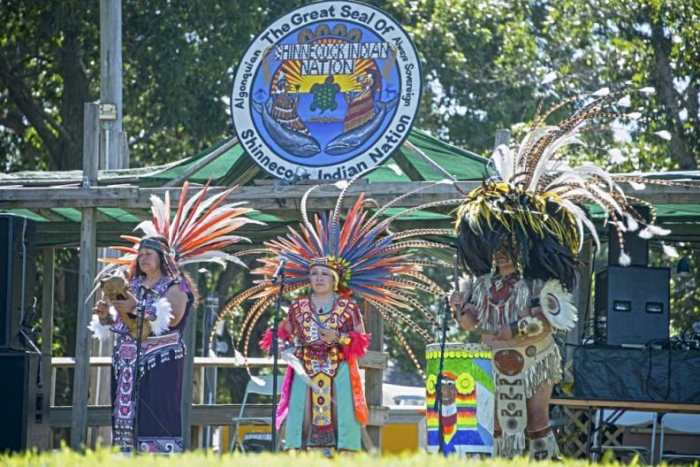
[488,273,520,306]
[311,293,336,314]
[143,273,164,289]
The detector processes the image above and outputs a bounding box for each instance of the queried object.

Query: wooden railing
[49,351,424,431]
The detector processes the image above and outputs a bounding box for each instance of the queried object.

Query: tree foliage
[2,0,697,172]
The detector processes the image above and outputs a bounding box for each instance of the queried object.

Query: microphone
[139,284,159,298]
[271,257,288,283]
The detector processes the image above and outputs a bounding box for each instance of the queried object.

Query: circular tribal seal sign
[231,1,422,181]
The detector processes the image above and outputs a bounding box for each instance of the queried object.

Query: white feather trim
[625,214,639,232]
[135,220,158,237]
[654,130,672,141]
[644,224,671,236]
[539,279,577,331]
[88,312,114,341]
[627,180,646,190]
[592,87,610,97]
[662,244,679,258]
[150,194,168,232]
[619,251,632,266]
[616,95,631,107]
[149,297,173,336]
[639,87,655,95]
[638,228,653,239]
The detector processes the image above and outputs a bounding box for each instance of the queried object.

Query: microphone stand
[270,270,286,453]
[434,295,452,456]
[132,285,153,454]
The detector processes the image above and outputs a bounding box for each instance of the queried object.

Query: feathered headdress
[99,180,263,277]
[210,179,461,373]
[456,89,673,290]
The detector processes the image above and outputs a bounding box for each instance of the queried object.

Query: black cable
[645,338,672,402]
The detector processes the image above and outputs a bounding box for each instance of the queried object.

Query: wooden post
[97,1,123,443]
[100,0,126,169]
[40,248,55,449]
[365,306,384,451]
[181,266,199,450]
[70,102,99,450]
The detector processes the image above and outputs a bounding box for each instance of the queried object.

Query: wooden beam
[3,181,699,211]
[51,352,388,370]
[50,403,396,429]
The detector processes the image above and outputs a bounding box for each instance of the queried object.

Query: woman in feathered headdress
[450,89,672,460]
[89,181,260,453]
[211,180,457,454]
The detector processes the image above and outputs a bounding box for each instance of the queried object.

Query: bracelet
[99,314,114,326]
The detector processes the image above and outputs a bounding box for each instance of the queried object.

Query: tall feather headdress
[99,180,263,278]
[210,179,462,374]
[456,89,673,290]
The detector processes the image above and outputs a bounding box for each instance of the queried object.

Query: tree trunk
[650,18,697,170]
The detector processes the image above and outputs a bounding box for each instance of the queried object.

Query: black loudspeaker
[0,350,47,452]
[608,205,649,266]
[594,265,670,346]
[0,215,37,349]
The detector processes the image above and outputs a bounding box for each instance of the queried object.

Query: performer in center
[271,258,369,452]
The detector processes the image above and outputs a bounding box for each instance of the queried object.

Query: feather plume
[454,88,674,289]
[98,180,258,284]
[618,251,632,266]
[212,177,454,375]
[662,244,679,258]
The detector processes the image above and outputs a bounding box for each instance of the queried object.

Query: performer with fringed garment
[89,182,260,453]
[450,89,673,460]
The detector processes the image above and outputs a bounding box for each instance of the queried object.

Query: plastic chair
[593,410,658,464]
[229,375,286,453]
[659,413,700,464]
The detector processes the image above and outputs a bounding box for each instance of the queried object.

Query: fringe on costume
[472,274,531,332]
[494,432,526,458]
[529,430,561,460]
[523,339,562,399]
